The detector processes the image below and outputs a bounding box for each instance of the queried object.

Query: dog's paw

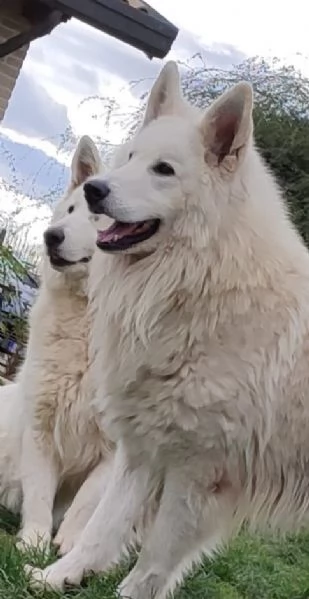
[54,526,80,556]
[24,564,52,590]
[24,556,84,591]
[54,509,90,556]
[16,527,51,553]
[118,574,141,599]
[118,569,163,599]
[118,572,146,599]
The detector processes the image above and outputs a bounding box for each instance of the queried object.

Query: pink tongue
[97,221,140,243]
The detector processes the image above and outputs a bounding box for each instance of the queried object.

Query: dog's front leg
[26,443,149,591]
[17,426,58,552]
[54,456,115,555]
[118,464,232,599]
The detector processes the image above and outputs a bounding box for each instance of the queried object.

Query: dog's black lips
[49,253,91,267]
[96,219,160,252]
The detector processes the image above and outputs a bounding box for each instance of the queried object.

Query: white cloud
[5,19,245,150]
[0,127,71,166]
[68,79,141,144]
[151,0,309,70]
[10,0,309,149]
[3,0,309,148]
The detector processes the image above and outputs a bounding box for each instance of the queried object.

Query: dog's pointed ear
[200,82,253,170]
[71,135,102,188]
[143,61,183,126]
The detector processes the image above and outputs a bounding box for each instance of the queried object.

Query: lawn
[1,507,309,599]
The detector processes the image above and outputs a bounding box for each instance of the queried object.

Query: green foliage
[0,242,30,360]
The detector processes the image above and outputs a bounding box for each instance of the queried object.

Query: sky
[0,0,309,251]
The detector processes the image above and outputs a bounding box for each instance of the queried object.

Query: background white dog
[0,136,114,555]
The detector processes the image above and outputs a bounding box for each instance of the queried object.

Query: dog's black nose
[84,180,110,212]
[44,227,65,249]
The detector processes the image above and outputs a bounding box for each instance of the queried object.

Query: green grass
[1,506,309,599]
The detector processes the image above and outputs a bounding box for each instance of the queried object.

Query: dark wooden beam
[0,8,66,58]
[39,0,178,59]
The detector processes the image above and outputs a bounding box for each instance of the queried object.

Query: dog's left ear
[200,82,253,171]
[71,135,102,188]
[143,61,183,126]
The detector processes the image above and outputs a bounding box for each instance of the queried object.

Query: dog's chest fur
[90,247,309,478]
[89,251,256,460]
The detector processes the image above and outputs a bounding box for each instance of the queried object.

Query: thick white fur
[0,136,113,553]
[28,62,309,598]
[0,381,24,511]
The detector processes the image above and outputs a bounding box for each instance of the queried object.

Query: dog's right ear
[71,136,102,188]
[200,82,253,172]
[143,61,183,126]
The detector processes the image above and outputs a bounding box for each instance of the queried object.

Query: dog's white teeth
[113,235,119,241]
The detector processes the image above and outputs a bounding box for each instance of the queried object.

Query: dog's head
[83,62,254,256]
[44,135,102,274]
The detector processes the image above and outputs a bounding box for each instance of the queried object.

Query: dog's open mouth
[49,254,91,268]
[96,219,160,251]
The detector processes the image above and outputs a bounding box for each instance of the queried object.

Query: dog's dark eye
[128,152,133,161]
[152,161,175,176]
[68,205,74,214]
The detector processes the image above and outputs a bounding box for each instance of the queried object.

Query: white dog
[27,61,309,599]
[0,136,114,554]
[0,380,24,511]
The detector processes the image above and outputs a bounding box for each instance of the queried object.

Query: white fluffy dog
[28,61,309,599]
[0,136,113,554]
